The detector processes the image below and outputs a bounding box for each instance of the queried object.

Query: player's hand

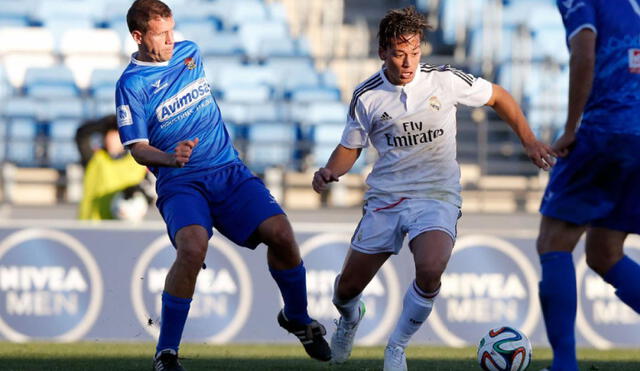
[523,139,557,171]
[312,167,339,193]
[551,131,576,158]
[173,138,199,167]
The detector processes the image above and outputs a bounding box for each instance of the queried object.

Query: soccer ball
[477,326,532,371]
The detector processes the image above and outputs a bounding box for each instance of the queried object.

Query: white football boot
[330,300,366,364]
[383,344,407,371]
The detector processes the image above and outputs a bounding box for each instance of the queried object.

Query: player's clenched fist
[173,138,199,167]
[312,167,339,193]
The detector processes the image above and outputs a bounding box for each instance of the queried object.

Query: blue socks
[156,291,192,356]
[539,252,578,371]
[270,261,312,324]
[603,255,640,313]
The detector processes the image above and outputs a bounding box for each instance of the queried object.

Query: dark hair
[127,0,172,33]
[378,6,430,49]
[102,114,119,134]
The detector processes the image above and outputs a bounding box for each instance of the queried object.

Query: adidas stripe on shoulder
[349,74,383,119]
[420,63,475,86]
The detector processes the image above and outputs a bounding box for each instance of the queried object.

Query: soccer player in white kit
[312,7,557,371]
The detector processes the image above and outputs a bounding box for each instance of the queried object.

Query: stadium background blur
[0,0,568,211]
[5,0,637,365]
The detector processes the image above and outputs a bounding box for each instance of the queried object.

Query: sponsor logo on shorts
[299,233,401,345]
[131,235,252,343]
[576,237,640,349]
[429,235,539,346]
[117,105,133,127]
[0,229,103,342]
[155,78,211,122]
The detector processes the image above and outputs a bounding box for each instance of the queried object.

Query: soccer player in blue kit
[537,1,640,370]
[115,1,330,370]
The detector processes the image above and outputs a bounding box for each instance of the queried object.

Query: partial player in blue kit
[537,1,640,370]
[115,1,330,370]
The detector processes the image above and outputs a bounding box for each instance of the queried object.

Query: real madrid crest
[184,57,196,70]
[428,96,441,111]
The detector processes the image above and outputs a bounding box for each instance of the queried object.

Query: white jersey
[341,63,493,207]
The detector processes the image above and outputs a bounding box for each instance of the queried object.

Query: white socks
[387,281,438,349]
[332,275,362,323]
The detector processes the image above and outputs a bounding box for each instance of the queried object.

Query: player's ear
[131,30,143,45]
[378,46,386,61]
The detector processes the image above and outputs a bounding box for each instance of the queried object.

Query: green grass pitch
[1,342,639,370]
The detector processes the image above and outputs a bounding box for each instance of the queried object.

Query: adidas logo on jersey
[380,112,393,121]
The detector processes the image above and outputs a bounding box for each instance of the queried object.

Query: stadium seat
[0,27,56,88]
[45,97,86,121]
[89,68,122,99]
[6,118,39,166]
[288,87,341,102]
[24,66,80,98]
[4,97,43,120]
[238,20,289,59]
[311,122,367,171]
[220,85,271,103]
[245,122,296,172]
[291,101,347,125]
[198,32,246,56]
[48,118,81,167]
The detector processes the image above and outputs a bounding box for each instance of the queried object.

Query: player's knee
[586,251,620,276]
[175,229,208,267]
[415,266,444,286]
[265,222,296,249]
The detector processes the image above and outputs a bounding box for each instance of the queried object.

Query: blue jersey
[115,40,238,186]
[557,0,640,134]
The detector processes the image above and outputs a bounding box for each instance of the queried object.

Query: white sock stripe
[412,280,440,299]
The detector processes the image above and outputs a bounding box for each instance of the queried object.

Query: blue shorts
[156,161,284,248]
[540,128,640,234]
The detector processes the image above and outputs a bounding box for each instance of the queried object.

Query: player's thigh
[337,248,392,299]
[156,184,214,248]
[585,227,627,275]
[211,166,284,249]
[410,230,454,281]
[350,199,405,254]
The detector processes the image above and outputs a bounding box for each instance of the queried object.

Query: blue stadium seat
[6,118,39,166]
[238,20,289,59]
[203,55,245,84]
[24,66,80,98]
[258,37,297,58]
[4,97,43,120]
[245,122,296,172]
[220,85,271,103]
[228,0,268,27]
[0,0,30,26]
[291,101,347,125]
[92,98,116,118]
[48,118,81,167]
[288,87,341,102]
[215,64,276,91]
[532,28,568,63]
[198,32,245,56]
[89,68,121,99]
[217,101,250,124]
[45,98,86,121]
[311,122,367,171]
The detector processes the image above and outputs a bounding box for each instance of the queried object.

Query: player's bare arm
[312,145,361,193]
[485,83,557,170]
[554,29,596,156]
[129,138,199,168]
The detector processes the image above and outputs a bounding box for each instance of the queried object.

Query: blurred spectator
[78,115,149,220]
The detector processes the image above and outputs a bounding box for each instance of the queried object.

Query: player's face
[379,33,422,85]
[134,16,175,62]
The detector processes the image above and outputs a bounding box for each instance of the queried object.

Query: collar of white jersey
[379,65,422,92]
[130,52,169,67]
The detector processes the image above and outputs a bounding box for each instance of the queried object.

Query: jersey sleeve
[115,77,149,147]
[557,0,597,45]
[449,69,493,107]
[340,97,370,148]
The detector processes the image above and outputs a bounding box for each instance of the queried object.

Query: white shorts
[351,198,461,255]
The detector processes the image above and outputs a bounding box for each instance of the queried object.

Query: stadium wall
[0,220,638,349]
